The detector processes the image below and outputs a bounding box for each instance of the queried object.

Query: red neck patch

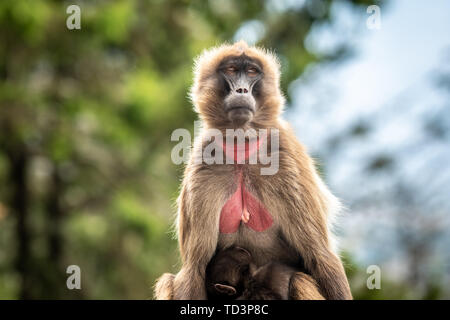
[221,135,264,163]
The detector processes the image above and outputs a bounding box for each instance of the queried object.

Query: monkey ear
[214,283,237,296]
[235,247,251,258]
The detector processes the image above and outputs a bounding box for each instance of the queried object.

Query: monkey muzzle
[224,81,256,125]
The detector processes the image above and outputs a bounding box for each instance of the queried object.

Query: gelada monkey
[205,247,253,300]
[155,41,352,300]
[205,246,324,300]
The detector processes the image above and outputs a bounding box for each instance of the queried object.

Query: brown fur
[238,262,311,300]
[154,273,174,300]
[154,41,352,300]
[290,273,325,300]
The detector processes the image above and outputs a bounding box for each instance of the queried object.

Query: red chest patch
[219,138,273,234]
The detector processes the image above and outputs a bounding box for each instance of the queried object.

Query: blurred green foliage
[0,0,410,300]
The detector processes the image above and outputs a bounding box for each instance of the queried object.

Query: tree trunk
[8,146,31,299]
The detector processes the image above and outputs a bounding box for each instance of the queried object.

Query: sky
[336,0,450,115]
[289,0,450,145]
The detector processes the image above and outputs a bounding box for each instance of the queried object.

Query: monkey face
[217,55,263,126]
[191,41,284,129]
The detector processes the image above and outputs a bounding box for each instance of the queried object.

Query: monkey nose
[236,88,248,94]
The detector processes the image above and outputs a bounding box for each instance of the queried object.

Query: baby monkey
[205,246,297,300]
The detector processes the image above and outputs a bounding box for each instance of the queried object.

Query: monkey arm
[282,199,352,300]
[172,173,222,300]
[279,129,352,300]
[284,183,352,299]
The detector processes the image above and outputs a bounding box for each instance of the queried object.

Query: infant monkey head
[238,262,295,300]
[205,246,253,300]
[206,246,297,300]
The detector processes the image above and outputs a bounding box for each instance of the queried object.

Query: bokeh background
[0,0,449,299]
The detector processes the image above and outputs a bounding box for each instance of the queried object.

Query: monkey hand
[154,273,175,300]
[290,272,325,300]
[172,267,208,300]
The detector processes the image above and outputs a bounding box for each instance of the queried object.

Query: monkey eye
[247,67,259,76]
[225,66,237,75]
